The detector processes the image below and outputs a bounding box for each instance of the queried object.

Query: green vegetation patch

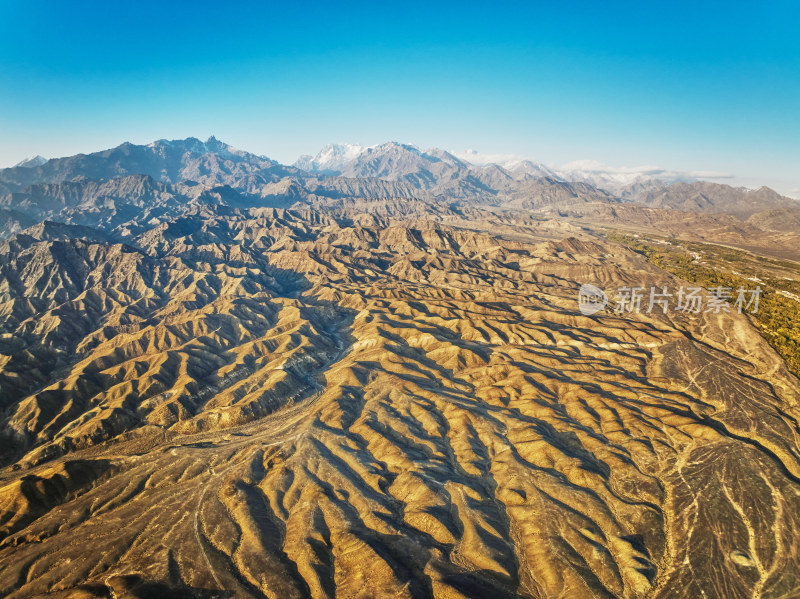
[608,232,800,377]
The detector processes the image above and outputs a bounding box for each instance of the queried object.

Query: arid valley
[0,138,798,598]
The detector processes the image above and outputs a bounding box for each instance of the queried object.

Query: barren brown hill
[1,210,799,598]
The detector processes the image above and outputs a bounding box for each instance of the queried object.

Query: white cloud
[453,149,529,166]
[559,159,733,181]
[453,150,735,191]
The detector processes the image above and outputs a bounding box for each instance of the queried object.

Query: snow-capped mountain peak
[14,155,47,168]
[294,143,370,173]
[453,149,558,180]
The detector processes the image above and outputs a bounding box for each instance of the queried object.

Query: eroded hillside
[1,210,799,598]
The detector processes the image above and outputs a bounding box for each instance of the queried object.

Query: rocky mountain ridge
[3,138,796,232]
[1,138,799,598]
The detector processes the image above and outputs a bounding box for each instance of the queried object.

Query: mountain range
[1,136,799,598]
[294,142,748,198]
[1,137,797,236]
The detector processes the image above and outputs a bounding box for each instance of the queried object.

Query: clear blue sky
[1,0,798,194]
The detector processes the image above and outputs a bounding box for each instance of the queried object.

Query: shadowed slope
[0,212,799,598]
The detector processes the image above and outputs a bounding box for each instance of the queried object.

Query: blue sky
[1,0,798,194]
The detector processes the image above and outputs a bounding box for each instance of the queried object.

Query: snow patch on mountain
[295,143,371,173]
[14,155,47,168]
[558,160,734,193]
